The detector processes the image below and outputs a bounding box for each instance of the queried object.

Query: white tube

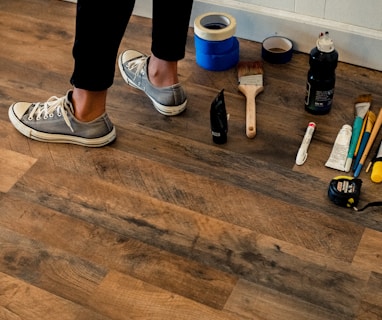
[325,124,352,171]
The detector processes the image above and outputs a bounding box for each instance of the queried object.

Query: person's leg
[71,89,107,122]
[149,0,193,87]
[71,0,135,121]
[9,0,135,146]
[118,0,194,115]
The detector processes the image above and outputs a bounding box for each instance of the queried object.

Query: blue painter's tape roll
[195,36,239,71]
[194,12,239,71]
[194,34,235,54]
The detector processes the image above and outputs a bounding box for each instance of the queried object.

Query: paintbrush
[352,110,376,171]
[354,107,382,177]
[353,112,369,160]
[344,94,372,172]
[237,61,264,138]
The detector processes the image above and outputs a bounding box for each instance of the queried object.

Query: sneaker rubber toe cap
[11,102,31,119]
[120,50,145,63]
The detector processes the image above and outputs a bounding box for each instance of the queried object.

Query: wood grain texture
[88,271,240,320]
[0,148,37,192]
[1,0,382,319]
[353,228,382,273]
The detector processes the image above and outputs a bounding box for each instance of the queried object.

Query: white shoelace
[127,56,147,79]
[28,95,74,132]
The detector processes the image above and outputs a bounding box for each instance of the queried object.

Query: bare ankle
[148,55,179,87]
[71,88,107,122]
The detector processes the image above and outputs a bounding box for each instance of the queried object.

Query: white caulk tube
[296,122,316,165]
[325,124,352,171]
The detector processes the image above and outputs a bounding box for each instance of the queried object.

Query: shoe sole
[118,53,187,116]
[8,105,117,147]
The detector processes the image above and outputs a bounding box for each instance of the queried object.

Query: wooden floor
[1,0,382,319]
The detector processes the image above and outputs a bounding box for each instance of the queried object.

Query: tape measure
[328,175,382,211]
[328,176,362,208]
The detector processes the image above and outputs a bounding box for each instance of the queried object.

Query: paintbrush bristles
[355,94,372,104]
[237,61,263,78]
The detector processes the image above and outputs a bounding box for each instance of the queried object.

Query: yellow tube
[371,140,382,183]
[371,161,382,183]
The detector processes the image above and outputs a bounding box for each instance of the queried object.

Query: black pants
[70,0,194,91]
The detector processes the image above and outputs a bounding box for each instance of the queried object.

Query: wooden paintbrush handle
[246,93,257,139]
[238,84,264,138]
[360,108,382,164]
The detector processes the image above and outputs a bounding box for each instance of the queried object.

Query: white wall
[64,0,382,71]
[134,0,382,71]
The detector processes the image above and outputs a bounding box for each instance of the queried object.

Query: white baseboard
[63,0,382,71]
[135,0,382,71]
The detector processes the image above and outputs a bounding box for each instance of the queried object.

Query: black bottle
[305,32,339,115]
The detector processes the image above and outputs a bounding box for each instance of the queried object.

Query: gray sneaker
[8,90,116,147]
[118,50,187,116]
